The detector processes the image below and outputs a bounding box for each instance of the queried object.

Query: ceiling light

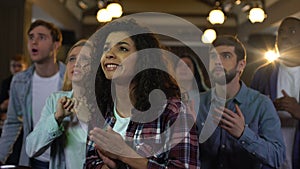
[106,3,123,18]
[78,0,88,10]
[202,29,217,43]
[208,9,225,24]
[249,7,266,23]
[97,9,112,22]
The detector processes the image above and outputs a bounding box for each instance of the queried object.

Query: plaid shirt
[85,99,200,169]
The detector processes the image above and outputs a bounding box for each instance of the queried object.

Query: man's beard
[210,66,238,85]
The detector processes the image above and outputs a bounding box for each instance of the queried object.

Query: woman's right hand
[55,96,75,124]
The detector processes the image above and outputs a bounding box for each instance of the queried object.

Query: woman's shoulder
[49,90,73,100]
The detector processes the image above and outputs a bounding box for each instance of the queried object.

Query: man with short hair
[251,17,300,169]
[0,20,66,168]
[197,35,285,169]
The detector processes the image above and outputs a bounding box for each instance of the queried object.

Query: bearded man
[197,35,285,169]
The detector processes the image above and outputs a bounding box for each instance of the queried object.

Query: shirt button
[252,152,256,155]
[245,124,248,127]
[221,144,226,149]
[201,122,204,126]
[220,163,223,168]
[241,141,245,144]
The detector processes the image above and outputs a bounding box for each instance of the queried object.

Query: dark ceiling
[33,0,300,41]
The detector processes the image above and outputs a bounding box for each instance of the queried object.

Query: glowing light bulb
[208,9,225,24]
[249,7,266,23]
[202,29,217,43]
[97,9,112,22]
[107,3,123,18]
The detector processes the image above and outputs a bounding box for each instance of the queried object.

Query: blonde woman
[26,39,93,169]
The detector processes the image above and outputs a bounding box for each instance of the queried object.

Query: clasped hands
[55,96,91,124]
[89,126,142,169]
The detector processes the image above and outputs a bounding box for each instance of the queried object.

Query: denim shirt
[0,62,65,166]
[197,81,286,169]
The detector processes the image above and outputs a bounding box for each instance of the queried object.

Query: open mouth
[32,48,38,55]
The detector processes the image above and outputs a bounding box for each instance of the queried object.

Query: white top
[113,106,131,139]
[277,63,300,169]
[64,116,87,169]
[32,71,60,162]
[277,63,300,118]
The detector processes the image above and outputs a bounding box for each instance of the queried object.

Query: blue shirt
[197,81,285,169]
[0,62,65,166]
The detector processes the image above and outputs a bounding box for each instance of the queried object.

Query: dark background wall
[0,0,79,83]
[0,0,30,83]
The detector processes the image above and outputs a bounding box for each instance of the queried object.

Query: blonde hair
[61,39,90,91]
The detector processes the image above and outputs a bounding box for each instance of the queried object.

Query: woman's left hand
[96,149,118,169]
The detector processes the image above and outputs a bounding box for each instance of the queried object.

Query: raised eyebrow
[220,52,232,56]
[117,41,130,46]
[69,54,76,57]
[104,41,130,48]
[28,32,47,37]
[38,33,47,37]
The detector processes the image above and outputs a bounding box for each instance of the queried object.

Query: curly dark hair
[94,19,181,117]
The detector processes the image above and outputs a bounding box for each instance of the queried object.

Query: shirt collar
[210,81,247,105]
[234,81,248,104]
